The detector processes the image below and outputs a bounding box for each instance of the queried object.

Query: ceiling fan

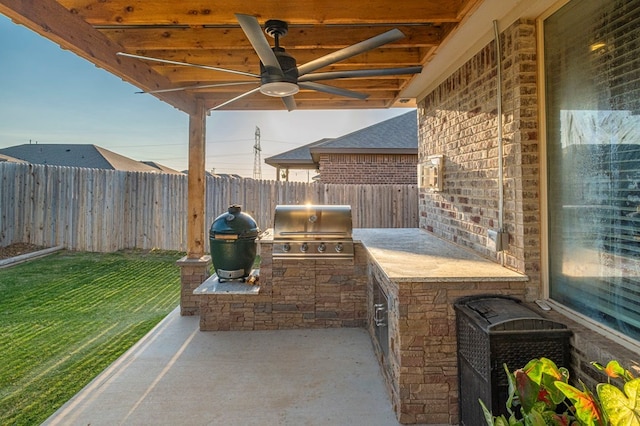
[117,14,423,111]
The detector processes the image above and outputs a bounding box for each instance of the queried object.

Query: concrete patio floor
[43,307,403,426]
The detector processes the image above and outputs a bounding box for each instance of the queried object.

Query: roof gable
[311,111,417,152]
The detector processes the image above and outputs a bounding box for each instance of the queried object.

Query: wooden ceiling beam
[58,0,468,26]
[97,25,441,51]
[0,0,197,115]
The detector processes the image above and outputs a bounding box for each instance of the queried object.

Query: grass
[0,249,183,425]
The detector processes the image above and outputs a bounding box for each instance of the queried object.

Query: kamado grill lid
[210,205,259,239]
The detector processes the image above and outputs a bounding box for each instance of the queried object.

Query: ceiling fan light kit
[120,13,422,111]
[260,82,299,97]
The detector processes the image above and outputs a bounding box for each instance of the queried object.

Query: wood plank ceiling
[0,0,481,115]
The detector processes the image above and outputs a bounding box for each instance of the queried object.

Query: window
[544,0,640,340]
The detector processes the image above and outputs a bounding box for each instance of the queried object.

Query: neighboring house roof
[0,144,182,174]
[141,161,183,174]
[264,111,418,170]
[0,153,27,163]
[309,111,417,162]
[264,138,334,170]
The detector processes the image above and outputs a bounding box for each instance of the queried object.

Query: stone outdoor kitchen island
[194,228,528,424]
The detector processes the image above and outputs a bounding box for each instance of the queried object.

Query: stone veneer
[196,240,368,331]
[176,255,211,316]
[368,262,526,424]
[358,229,528,425]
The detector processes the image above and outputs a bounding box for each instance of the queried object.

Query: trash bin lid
[455,295,568,333]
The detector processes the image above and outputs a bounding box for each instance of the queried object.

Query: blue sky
[0,15,413,180]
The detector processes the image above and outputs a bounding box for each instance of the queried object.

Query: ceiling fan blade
[297,29,406,76]
[137,82,259,94]
[235,14,284,77]
[298,66,422,82]
[116,52,258,78]
[209,87,261,111]
[299,82,369,100]
[281,96,297,111]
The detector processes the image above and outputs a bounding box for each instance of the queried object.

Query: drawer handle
[374,303,386,327]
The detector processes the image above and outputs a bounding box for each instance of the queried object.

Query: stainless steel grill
[272,204,354,259]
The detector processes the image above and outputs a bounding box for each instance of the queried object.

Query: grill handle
[277,231,350,236]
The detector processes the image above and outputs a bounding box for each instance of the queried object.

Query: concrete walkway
[43,307,402,426]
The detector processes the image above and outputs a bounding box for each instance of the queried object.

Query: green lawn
[0,250,183,425]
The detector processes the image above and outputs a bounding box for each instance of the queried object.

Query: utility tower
[253,126,262,180]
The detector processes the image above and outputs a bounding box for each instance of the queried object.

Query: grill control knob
[300,243,309,252]
[317,243,326,253]
[282,243,291,252]
[335,243,344,252]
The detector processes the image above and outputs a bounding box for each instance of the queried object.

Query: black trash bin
[454,295,571,425]
[209,205,259,282]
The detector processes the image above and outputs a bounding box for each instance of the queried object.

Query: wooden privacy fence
[0,162,418,252]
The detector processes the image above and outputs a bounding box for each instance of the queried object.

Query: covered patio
[6,0,639,425]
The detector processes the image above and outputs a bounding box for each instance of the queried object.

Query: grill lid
[210,205,259,239]
[272,204,354,258]
[273,204,352,240]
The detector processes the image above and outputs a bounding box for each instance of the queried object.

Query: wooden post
[187,98,206,258]
[178,98,211,316]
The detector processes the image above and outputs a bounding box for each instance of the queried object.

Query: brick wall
[417,19,541,301]
[318,153,418,184]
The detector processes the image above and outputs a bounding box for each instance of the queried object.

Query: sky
[0,15,413,181]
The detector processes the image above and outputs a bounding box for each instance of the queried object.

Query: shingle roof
[0,153,26,163]
[264,111,417,170]
[264,138,333,169]
[311,111,417,152]
[0,144,181,173]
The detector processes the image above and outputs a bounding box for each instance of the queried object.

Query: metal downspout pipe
[494,20,505,263]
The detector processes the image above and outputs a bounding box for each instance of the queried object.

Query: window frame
[537,0,640,353]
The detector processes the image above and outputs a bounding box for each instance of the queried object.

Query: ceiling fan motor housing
[260,48,299,84]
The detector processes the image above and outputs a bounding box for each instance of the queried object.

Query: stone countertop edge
[352,228,529,283]
[193,273,260,295]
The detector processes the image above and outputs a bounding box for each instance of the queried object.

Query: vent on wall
[418,155,443,191]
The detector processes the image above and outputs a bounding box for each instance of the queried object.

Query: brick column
[177,255,211,316]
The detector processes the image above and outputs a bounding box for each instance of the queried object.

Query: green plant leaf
[597,379,640,426]
[524,358,564,384]
[592,360,635,382]
[495,416,511,426]
[541,372,568,406]
[505,364,517,417]
[524,407,548,426]
[515,369,541,413]
[480,398,496,425]
[555,381,605,426]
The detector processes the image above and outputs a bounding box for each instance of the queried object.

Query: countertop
[352,228,528,283]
